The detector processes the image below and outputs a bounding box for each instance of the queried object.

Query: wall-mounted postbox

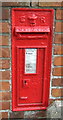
[12,8,54,111]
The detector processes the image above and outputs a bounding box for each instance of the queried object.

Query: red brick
[0,112,2,119]
[52,89,63,97]
[52,78,63,86]
[0,82,10,91]
[0,102,10,110]
[10,111,24,118]
[53,67,63,76]
[2,112,8,118]
[0,92,11,100]
[0,36,9,46]
[0,112,8,119]
[39,2,62,6]
[0,22,9,33]
[0,59,10,69]
[0,48,10,58]
[0,8,9,20]
[56,9,63,20]
[54,46,63,55]
[2,2,30,6]
[0,92,2,100]
[54,57,63,66]
[55,22,63,32]
[0,71,10,80]
[54,34,63,44]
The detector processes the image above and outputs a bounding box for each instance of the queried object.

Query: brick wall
[0,1,63,119]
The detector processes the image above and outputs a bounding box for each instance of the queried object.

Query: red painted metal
[12,8,54,111]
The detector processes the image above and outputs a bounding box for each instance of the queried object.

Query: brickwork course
[0,0,63,119]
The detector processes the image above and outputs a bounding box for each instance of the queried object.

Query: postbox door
[17,47,45,105]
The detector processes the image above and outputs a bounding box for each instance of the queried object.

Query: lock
[23,79,30,88]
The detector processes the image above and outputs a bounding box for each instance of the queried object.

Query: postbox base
[12,106,47,111]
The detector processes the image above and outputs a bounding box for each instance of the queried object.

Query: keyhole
[24,80,26,84]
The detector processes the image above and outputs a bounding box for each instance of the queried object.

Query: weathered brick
[10,111,24,118]
[0,48,10,58]
[0,82,10,91]
[49,99,55,105]
[52,78,63,87]
[0,92,11,100]
[54,57,63,66]
[54,46,63,55]
[49,99,63,105]
[0,36,9,46]
[0,22,9,33]
[56,9,63,20]
[2,1,30,6]
[1,112,8,118]
[0,8,9,20]
[53,67,63,76]
[18,2,30,6]
[0,59,10,69]
[31,0,39,6]
[24,110,46,118]
[0,102,10,110]
[0,112,2,119]
[54,34,63,44]
[0,71,10,80]
[55,22,63,32]
[0,92,2,100]
[52,89,63,97]
[0,112,8,119]
[39,2,62,7]
[33,110,46,118]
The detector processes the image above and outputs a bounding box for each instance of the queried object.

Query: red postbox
[12,8,54,111]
